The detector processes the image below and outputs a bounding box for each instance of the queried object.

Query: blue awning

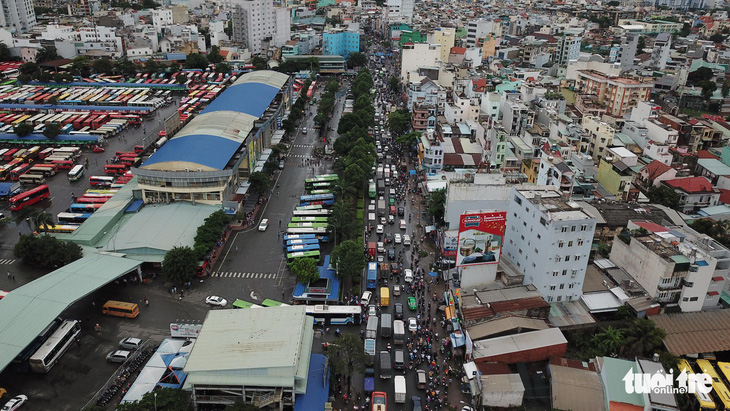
[294,354,329,411]
[124,199,144,213]
[429,271,438,277]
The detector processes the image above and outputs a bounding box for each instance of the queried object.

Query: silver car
[119,337,142,350]
[106,350,131,363]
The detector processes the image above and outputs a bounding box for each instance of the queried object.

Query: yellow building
[432,27,455,63]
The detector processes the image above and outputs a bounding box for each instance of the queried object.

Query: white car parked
[119,337,143,350]
[394,233,402,244]
[258,218,269,231]
[205,296,227,307]
[1,395,27,411]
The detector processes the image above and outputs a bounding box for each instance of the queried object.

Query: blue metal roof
[294,354,329,411]
[0,103,150,112]
[201,82,280,118]
[142,134,241,170]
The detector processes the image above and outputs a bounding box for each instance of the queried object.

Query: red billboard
[455,211,507,267]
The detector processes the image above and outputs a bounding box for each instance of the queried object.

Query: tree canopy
[346,52,367,68]
[427,188,446,225]
[116,388,191,411]
[330,240,365,280]
[646,185,680,209]
[288,257,319,283]
[386,109,411,136]
[14,234,83,268]
[161,246,199,284]
[248,172,270,194]
[184,53,209,70]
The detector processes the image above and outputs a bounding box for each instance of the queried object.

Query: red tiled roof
[476,363,512,375]
[664,176,714,193]
[463,305,495,321]
[472,78,487,92]
[697,150,719,159]
[642,160,672,180]
[719,189,730,204]
[491,297,549,314]
[443,153,482,166]
[450,47,466,55]
[634,221,668,233]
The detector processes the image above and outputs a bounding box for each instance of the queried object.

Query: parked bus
[12,317,64,373]
[286,250,320,263]
[310,189,332,195]
[284,238,319,249]
[696,359,730,409]
[261,299,290,307]
[49,160,74,170]
[283,234,317,243]
[30,164,57,177]
[299,193,335,207]
[285,227,329,240]
[309,181,334,191]
[89,175,114,187]
[292,209,332,217]
[104,164,128,175]
[57,212,92,225]
[232,299,262,309]
[18,173,45,185]
[69,203,103,213]
[305,305,362,325]
[68,165,84,182]
[291,217,329,223]
[369,181,376,199]
[678,359,717,410]
[76,196,108,204]
[288,222,329,229]
[28,320,81,373]
[366,262,378,289]
[54,147,80,160]
[304,174,339,189]
[39,225,77,234]
[286,244,321,253]
[102,300,139,318]
[9,184,50,211]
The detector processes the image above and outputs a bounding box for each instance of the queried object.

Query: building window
[581,224,588,231]
[550,285,556,291]
[690,297,698,302]
[559,284,565,290]
[571,225,576,232]
[556,255,562,262]
[575,255,581,261]
[557,295,563,302]
[568,241,573,247]
[577,238,584,246]
[561,226,567,233]
[553,271,559,277]
[558,240,564,248]
[562,270,567,276]
[571,270,578,278]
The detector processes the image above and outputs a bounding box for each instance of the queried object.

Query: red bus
[3,149,18,162]
[134,145,144,154]
[73,115,88,130]
[9,164,32,180]
[76,196,108,204]
[89,176,114,187]
[39,148,54,160]
[9,185,50,211]
[51,160,74,170]
[92,114,107,129]
[104,164,128,175]
[119,157,136,167]
[83,115,97,129]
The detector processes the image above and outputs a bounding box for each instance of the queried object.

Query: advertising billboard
[455,211,507,267]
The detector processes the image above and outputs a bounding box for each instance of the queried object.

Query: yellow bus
[696,359,730,409]
[678,359,717,410]
[102,300,140,318]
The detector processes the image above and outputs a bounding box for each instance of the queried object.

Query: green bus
[261,299,290,307]
[295,204,323,211]
[304,174,339,190]
[288,222,329,228]
[232,299,262,309]
[369,182,376,199]
[287,250,321,262]
[291,216,329,223]
[310,189,332,195]
[310,181,333,190]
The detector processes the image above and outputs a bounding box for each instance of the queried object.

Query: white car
[106,350,131,363]
[377,242,385,253]
[119,337,142,350]
[404,269,413,283]
[361,291,372,306]
[403,235,411,246]
[400,220,407,229]
[376,224,384,234]
[368,305,377,317]
[302,127,307,134]
[394,233,402,244]
[258,219,269,231]
[1,395,27,411]
[205,295,227,307]
[408,317,418,332]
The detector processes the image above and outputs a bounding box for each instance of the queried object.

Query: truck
[377,179,385,195]
[364,367,375,395]
[380,287,390,307]
[379,351,392,379]
[377,199,386,217]
[368,213,376,227]
[376,166,384,179]
[364,339,376,366]
[380,313,392,338]
[366,316,379,339]
[393,320,405,345]
[394,375,406,403]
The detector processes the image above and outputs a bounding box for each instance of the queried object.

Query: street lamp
[154,392,157,411]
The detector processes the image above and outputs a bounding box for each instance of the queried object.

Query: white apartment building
[232,0,289,54]
[400,43,441,84]
[581,115,615,163]
[503,187,596,303]
[385,0,414,24]
[466,18,501,48]
[443,93,480,124]
[152,9,173,30]
[77,26,123,58]
[610,222,730,312]
[556,33,582,65]
[0,0,35,32]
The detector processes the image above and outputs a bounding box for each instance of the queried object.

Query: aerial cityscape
[0,0,729,410]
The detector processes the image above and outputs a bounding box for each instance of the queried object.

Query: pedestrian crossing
[291,144,313,148]
[212,271,276,279]
[0,259,15,265]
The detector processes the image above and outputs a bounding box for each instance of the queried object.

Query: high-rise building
[231,0,290,55]
[0,0,36,32]
[650,32,671,70]
[503,187,596,303]
[466,19,501,48]
[386,0,414,24]
[555,34,582,65]
[617,33,637,72]
[322,28,360,57]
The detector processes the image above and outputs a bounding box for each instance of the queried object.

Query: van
[394,350,405,370]
[380,286,390,306]
[102,300,140,318]
[379,351,392,379]
[380,313,392,338]
[417,370,427,389]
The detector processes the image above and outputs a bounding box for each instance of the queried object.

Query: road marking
[0,259,15,264]
[211,271,276,279]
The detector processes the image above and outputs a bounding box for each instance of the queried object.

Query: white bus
[68,164,84,181]
[18,173,45,185]
[29,320,81,373]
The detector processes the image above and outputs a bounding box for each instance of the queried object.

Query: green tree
[252,56,267,70]
[388,76,400,93]
[14,235,82,268]
[19,62,39,76]
[332,177,358,202]
[698,80,717,100]
[93,58,114,74]
[184,53,209,70]
[0,42,12,61]
[337,113,365,135]
[215,62,232,73]
[636,36,646,51]
[176,73,187,84]
[328,200,355,244]
[70,55,90,76]
[688,66,714,84]
[591,326,624,356]
[208,45,224,63]
[116,388,191,411]
[35,46,59,63]
[710,33,726,43]
[14,123,33,137]
[141,0,160,8]
[115,60,138,76]
[43,123,62,139]
[396,131,421,148]
[723,81,730,98]
[248,171,270,194]
[386,109,411,136]
[288,257,319,283]
[646,185,680,208]
[427,188,446,225]
[346,51,367,68]
[144,59,159,74]
[161,246,199,284]
[330,240,365,280]
[622,319,667,357]
[327,333,368,397]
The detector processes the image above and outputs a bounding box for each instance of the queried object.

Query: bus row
[680,358,730,410]
[0,111,136,132]
[0,83,170,108]
[0,147,80,181]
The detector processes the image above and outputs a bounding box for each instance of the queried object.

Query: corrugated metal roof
[466,317,549,340]
[183,306,313,392]
[0,254,141,371]
[600,357,645,407]
[472,328,566,359]
[550,364,605,411]
[652,310,730,355]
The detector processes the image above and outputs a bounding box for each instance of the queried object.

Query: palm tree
[591,326,624,356]
[328,200,353,246]
[333,177,357,203]
[34,211,55,233]
[623,319,666,358]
